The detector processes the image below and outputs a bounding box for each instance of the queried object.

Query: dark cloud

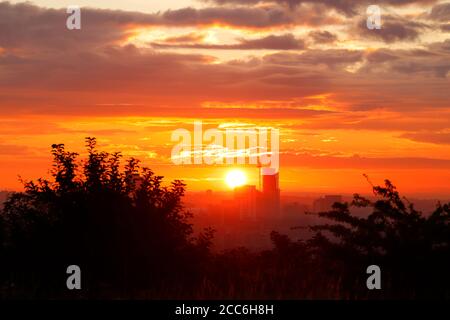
[152,34,306,50]
[0,2,448,121]
[429,2,450,21]
[363,47,449,77]
[365,47,440,64]
[428,39,450,53]
[0,0,332,50]
[263,49,364,68]
[159,5,341,28]
[201,0,438,16]
[400,132,450,145]
[0,45,331,115]
[160,6,296,28]
[388,56,450,78]
[354,15,429,43]
[365,49,401,63]
[309,30,338,44]
[0,2,156,51]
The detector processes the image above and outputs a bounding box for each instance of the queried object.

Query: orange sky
[0,1,449,196]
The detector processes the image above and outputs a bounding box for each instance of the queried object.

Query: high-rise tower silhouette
[261,168,280,215]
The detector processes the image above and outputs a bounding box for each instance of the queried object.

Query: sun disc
[225,170,247,188]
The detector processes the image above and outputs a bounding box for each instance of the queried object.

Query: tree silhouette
[307,179,450,298]
[0,137,212,298]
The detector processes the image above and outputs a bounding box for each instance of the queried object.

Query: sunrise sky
[0,0,449,196]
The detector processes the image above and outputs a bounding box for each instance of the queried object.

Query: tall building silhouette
[234,185,258,220]
[261,168,280,216]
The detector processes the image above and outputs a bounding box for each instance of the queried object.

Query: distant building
[313,195,343,212]
[261,168,280,216]
[234,185,258,220]
[283,202,308,219]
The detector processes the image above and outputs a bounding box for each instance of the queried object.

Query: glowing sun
[225,169,247,189]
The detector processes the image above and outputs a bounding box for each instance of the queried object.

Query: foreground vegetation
[1,138,449,299]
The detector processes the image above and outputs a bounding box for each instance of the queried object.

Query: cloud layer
[0,1,449,192]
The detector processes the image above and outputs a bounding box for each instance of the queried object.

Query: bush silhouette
[306,179,450,298]
[0,137,212,298]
